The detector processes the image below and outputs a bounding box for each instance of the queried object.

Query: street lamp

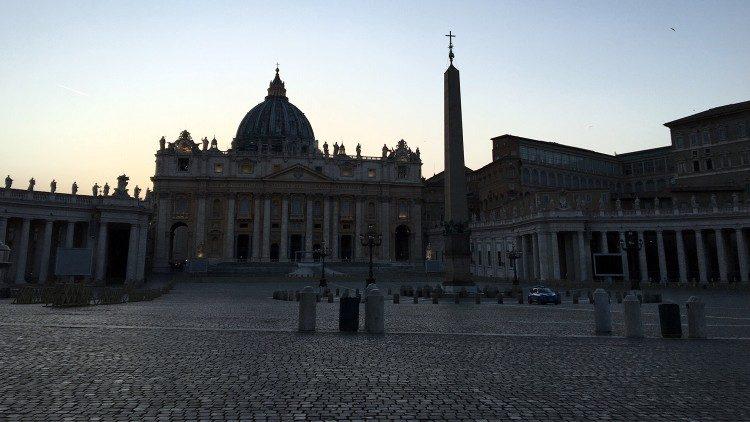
[506,242,522,288]
[316,240,329,290]
[359,224,382,286]
[0,241,10,285]
[619,230,643,291]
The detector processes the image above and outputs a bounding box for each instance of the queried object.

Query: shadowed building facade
[151,68,424,271]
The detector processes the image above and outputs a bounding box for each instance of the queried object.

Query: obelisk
[442,32,473,288]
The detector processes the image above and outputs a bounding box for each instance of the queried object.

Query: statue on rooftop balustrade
[50,179,57,193]
[103,183,110,196]
[356,143,361,159]
[134,185,141,199]
[4,175,12,189]
[92,183,100,196]
[28,178,35,191]
[71,182,78,195]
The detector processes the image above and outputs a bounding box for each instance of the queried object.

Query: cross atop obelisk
[445,31,455,63]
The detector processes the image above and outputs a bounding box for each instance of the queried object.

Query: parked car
[527,286,561,305]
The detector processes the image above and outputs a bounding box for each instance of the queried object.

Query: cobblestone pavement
[1,278,749,420]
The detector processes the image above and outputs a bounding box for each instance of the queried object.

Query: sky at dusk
[1,0,749,192]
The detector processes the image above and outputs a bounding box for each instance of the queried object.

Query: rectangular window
[739,122,748,138]
[692,160,700,172]
[675,134,684,148]
[623,163,632,175]
[702,130,710,145]
[655,159,665,173]
[213,163,223,174]
[178,158,190,172]
[497,251,503,267]
[643,160,654,174]
[705,159,713,171]
[719,126,728,141]
[368,168,376,178]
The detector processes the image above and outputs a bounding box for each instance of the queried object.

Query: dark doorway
[169,222,189,268]
[340,235,353,261]
[312,243,321,261]
[290,235,303,261]
[236,234,250,261]
[395,225,410,261]
[106,223,130,283]
[270,243,279,261]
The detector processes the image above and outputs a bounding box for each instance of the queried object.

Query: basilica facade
[151,68,424,271]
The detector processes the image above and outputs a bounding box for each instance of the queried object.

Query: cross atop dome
[267,64,287,98]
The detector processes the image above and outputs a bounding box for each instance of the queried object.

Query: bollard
[338,294,360,332]
[298,286,317,332]
[432,292,439,304]
[497,295,503,304]
[413,295,418,304]
[686,296,707,339]
[593,288,612,335]
[365,287,385,334]
[623,293,644,338]
[393,293,400,304]
[658,303,683,338]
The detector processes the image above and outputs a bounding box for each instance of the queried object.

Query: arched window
[291,197,302,215]
[367,201,376,219]
[532,169,539,185]
[635,181,644,192]
[211,198,222,218]
[522,168,530,183]
[238,197,250,217]
[398,200,409,219]
[173,195,188,214]
[341,198,352,218]
[540,171,548,186]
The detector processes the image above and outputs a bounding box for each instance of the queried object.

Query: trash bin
[339,296,360,332]
[658,303,682,338]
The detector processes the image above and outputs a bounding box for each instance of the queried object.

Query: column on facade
[136,222,148,282]
[736,228,749,282]
[550,231,561,280]
[224,196,236,260]
[95,221,108,282]
[323,196,331,253]
[618,231,630,282]
[715,228,728,282]
[279,195,289,262]
[251,196,261,260]
[412,199,422,262]
[331,198,340,261]
[532,232,541,280]
[577,231,589,281]
[125,223,139,282]
[656,230,668,284]
[194,194,206,257]
[154,195,170,270]
[0,217,8,243]
[536,232,548,281]
[519,234,528,281]
[37,220,54,283]
[599,231,608,253]
[380,198,389,261]
[14,219,31,283]
[262,195,271,261]
[695,229,708,283]
[638,231,649,282]
[354,197,363,261]
[64,221,75,248]
[305,196,314,254]
[676,230,688,284]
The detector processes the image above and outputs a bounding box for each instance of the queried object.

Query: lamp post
[316,240,329,290]
[619,230,643,291]
[506,242,522,289]
[0,241,10,286]
[360,224,382,286]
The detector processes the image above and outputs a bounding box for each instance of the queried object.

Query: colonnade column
[0,217,7,243]
[618,231,630,282]
[715,229,728,282]
[354,197,363,261]
[305,196,313,254]
[136,222,148,282]
[95,221,108,282]
[380,198,390,261]
[695,229,707,283]
[550,231,560,280]
[323,197,331,252]
[279,195,289,262]
[154,195,170,270]
[125,223,139,282]
[519,234,528,281]
[14,219,30,283]
[577,231,589,281]
[331,199,339,261]
[262,195,271,261]
[224,196,236,260]
[656,230,668,284]
[251,196,261,260]
[638,231,648,282]
[65,221,75,248]
[37,220,54,283]
[676,230,688,284]
[194,194,206,257]
[736,228,749,282]
[532,233,540,280]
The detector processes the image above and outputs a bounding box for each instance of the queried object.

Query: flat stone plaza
[1,277,749,421]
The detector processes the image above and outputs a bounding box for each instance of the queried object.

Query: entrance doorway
[270,243,279,261]
[340,235,353,261]
[395,225,410,261]
[289,235,304,261]
[106,223,131,282]
[169,222,189,269]
[236,234,249,261]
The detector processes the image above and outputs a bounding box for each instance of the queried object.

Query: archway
[340,235,353,261]
[289,235,303,261]
[395,225,411,261]
[236,234,250,261]
[169,222,189,269]
[106,223,131,283]
[270,243,279,261]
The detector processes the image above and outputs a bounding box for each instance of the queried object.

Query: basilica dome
[232,68,315,153]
